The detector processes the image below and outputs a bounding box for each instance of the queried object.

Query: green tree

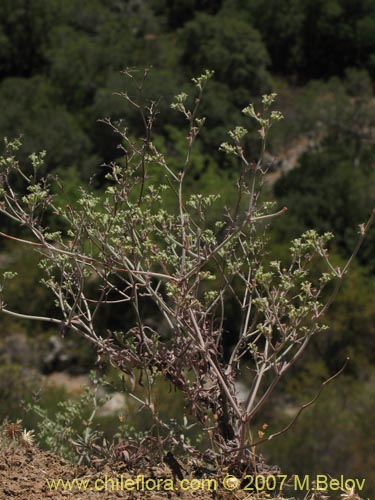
[273,146,375,267]
[151,0,223,29]
[238,0,375,79]
[45,0,161,110]
[178,12,271,96]
[0,0,56,77]
[0,76,94,175]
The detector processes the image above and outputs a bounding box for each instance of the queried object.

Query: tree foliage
[178,13,271,95]
[240,0,375,79]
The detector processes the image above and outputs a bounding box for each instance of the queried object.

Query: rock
[97,392,126,416]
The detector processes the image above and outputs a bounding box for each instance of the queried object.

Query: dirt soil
[0,445,255,500]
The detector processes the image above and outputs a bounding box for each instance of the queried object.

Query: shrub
[0,72,373,472]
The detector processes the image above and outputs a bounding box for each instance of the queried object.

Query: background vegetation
[0,0,374,495]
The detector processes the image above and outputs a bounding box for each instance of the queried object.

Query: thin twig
[249,358,349,447]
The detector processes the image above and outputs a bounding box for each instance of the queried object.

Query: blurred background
[0,0,374,496]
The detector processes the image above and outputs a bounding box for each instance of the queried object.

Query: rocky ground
[0,442,268,500]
